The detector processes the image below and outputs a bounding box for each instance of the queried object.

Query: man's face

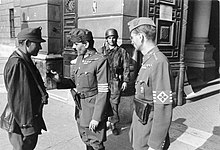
[130,31,142,51]
[26,41,42,56]
[73,42,87,55]
[106,36,117,46]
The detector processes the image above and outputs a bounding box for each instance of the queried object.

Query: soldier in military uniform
[54,28,111,150]
[98,28,130,135]
[128,17,173,150]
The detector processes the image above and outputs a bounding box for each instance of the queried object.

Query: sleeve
[6,61,35,136]
[56,57,78,89]
[92,57,109,122]
[122,49,130,83]
[148,60,173,149]
[57,77,76,89]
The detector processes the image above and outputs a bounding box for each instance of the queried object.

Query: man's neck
[18,46,30,57]
[108,45,117,50]
[141,41,156,56]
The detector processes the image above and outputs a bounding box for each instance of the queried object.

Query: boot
[111,123,120,135]
[86,145,94,150]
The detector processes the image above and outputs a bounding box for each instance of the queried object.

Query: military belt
[79,89,98,99]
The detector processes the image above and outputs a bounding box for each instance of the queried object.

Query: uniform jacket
[58,48,111,127]
[135,46,173,149]
[1,50,47,136]
[99,45,130,83]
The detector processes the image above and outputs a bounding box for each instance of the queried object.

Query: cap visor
[31,38,46,43]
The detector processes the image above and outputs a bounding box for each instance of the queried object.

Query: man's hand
[121,82,127,91]
[49,70,60,82]
[89,120,99,132]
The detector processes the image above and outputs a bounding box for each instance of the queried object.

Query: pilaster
[185,0,216,81]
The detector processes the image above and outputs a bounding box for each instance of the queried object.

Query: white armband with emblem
[153,90,173,104]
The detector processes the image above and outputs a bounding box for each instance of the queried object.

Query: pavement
[0,47,220,149]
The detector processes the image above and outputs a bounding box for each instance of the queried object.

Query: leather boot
[86,145,94,150]
[111,123,119,135]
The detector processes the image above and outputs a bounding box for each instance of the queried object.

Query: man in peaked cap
[128,17,173,150]
[53,28,112,150]
[0,27,48,150]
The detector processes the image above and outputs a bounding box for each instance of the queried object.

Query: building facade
[0,0,219,103]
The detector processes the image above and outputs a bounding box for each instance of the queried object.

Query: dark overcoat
[1,50,47,136]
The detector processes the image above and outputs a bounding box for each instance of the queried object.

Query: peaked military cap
[17,27,46,42]
[69,28,93,43]
[128,17,156,32]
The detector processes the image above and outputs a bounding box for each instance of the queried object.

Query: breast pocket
[136,80,147,99]
[136,77,152,100]
[79,72,95,88]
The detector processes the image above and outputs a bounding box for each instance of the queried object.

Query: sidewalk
[46,79,220,150]
[0,80,219,150]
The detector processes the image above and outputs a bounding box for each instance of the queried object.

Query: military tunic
[73,49,109,127]
[98,45,130,124]
[129,47,173,150]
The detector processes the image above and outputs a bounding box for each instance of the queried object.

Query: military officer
[128,17,173,150]
[98,28,130,135]
[54,28,111,150]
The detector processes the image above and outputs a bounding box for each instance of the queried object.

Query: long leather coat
[1,50,47,136]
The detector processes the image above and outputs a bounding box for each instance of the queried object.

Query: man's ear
[25,40,31,47]
[140,33,145,43]
[84,41,89,48]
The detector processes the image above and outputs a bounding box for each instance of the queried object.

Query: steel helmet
[105,28,118,39]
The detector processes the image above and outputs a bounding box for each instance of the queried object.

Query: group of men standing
[0,17,173,150]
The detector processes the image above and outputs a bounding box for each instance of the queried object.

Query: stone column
[185,0,216,81]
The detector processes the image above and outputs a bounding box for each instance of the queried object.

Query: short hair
[132,25,156,41]
[84,39,94,48]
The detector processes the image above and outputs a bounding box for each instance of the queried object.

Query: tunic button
[77,83,79,86]
[78,67,80,69]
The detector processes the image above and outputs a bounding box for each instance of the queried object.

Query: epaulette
[153,52,158,60]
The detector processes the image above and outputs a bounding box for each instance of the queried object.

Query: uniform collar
[143,46,159,63]
[108,45,118,52]
[84,48,96,58]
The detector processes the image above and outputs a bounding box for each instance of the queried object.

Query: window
[9,8,15,38]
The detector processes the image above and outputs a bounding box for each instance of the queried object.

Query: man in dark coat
[0,27,48,150]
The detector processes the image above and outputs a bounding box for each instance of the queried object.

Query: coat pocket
[79,72,94,88]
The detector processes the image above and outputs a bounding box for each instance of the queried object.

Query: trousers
[77,121,106,150]
[8,132,38,150]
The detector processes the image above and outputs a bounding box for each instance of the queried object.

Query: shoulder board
[87,53,103,61]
